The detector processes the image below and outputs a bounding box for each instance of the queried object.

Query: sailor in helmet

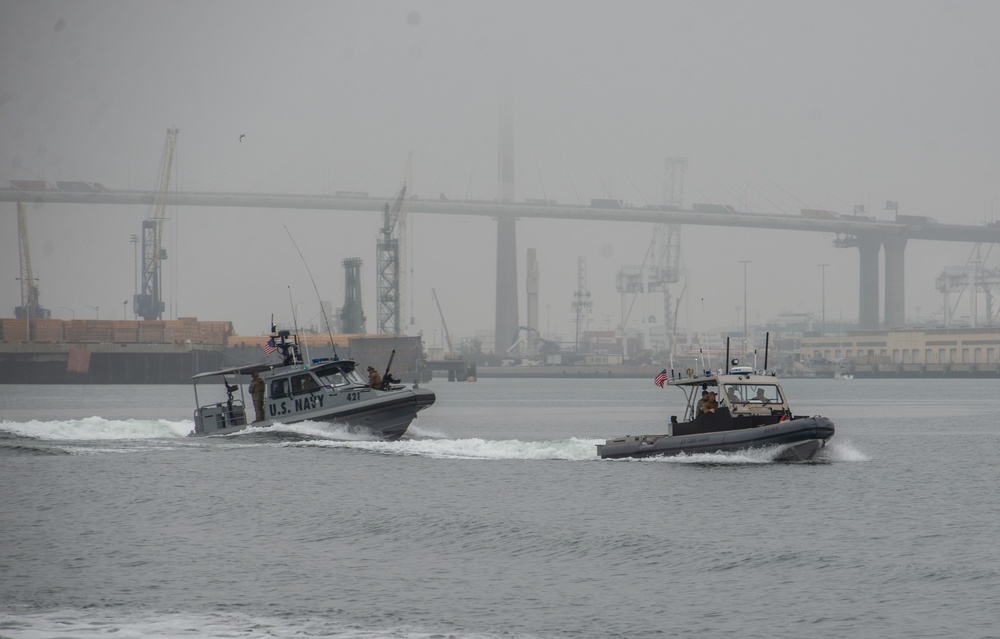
[367,365,382,389]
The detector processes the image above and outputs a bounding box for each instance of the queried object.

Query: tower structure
[494,96,519,356]
[15,200,51,324]
[525,248,540,358]
[341,257,366,334]
[572,256,593,354]
[376,185,406,334]
[135,128,178,321]
[651,157,684,346]
[615,158,685,355]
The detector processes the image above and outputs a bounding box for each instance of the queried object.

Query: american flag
[654,368,668,388]
[261,338,277,356]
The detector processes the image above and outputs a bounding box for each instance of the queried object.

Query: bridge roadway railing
[5,187,1000,331]
[5,187,1000,240]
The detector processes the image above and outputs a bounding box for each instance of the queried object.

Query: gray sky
[2,1,999,345]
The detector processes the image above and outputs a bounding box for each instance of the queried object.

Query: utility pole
[739,260,751,357]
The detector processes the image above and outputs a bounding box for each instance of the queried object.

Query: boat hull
[597,416,835,460]
[192,387,436,440]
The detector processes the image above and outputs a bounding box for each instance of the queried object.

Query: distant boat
[834,370,855,380]
[597,365,834,461]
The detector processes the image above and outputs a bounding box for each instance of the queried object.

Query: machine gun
[380,349,401,390]
[224,379,239,417]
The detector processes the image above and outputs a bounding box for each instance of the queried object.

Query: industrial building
[800,326,1000,377]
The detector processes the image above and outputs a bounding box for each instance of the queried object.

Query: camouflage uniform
[249,373,266,422]
[368,366,382,389]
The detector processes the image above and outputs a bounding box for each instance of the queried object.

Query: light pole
[86,305,99,320]
[58,306,75,320]
[818,264,829,336]
[123,300,129,320]
[739,260,751,357]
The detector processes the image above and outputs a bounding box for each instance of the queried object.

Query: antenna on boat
[699,297,712,373]
[288,286,310,365]
[284,225,339,359]
[763,331,770,372]
[725,337,730,373]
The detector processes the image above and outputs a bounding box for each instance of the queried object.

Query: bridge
[4,186,999,352]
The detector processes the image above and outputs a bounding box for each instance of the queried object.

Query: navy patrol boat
[190,329,435,440]
[598,339,833,460]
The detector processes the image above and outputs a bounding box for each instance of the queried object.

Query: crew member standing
[249,371,266,423]
[368,365,382,389]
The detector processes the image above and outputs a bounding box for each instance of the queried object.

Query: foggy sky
[2,1,999,347]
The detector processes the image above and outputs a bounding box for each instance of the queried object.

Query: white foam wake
[0,417,192,440]
[282,435,604,460]
[820,440,871,462]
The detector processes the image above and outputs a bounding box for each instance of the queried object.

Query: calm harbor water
[1,377,998,638]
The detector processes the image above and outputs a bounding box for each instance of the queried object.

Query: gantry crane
[134,128,178,320]
[376,184,406,334]
[431,288,455,357]
[936,245,1000,327]
[15,200,51,322]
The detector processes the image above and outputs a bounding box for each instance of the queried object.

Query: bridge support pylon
[884,235,908,329]
[495,215,519,356]
[857,236,881,330]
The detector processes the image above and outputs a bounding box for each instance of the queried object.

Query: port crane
[134,128,178,320]
[15,200,51,323]
[376,184,407,334]
[431,288,455,357]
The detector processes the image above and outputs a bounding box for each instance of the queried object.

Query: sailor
[696,390,709,415]
[249,372,266,422]
[702,391,719,414]
[368,365,382,389]
[753,388,771,404]
[727,385,742,404]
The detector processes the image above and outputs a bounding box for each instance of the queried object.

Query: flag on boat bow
[654,369,668,388]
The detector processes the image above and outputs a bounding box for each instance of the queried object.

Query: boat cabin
[191,365,262,434]
[666,370,792,437]
[191,359,380,435]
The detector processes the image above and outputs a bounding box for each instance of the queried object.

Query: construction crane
[431,288,455,357]
[376,184,406,334]
[15,200,51,322]
[936,245,1000,327]
[134,128,178,320]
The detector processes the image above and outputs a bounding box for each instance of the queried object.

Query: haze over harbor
[2,1,999,345]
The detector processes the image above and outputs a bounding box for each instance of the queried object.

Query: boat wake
[282,434,603,460]
[605,440,869,464]
[0,417,192,440]
[0,418,870,462]
[820,440,870,462]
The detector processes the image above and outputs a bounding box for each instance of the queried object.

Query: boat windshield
[318,368,368,388]
[725,383,782,405]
